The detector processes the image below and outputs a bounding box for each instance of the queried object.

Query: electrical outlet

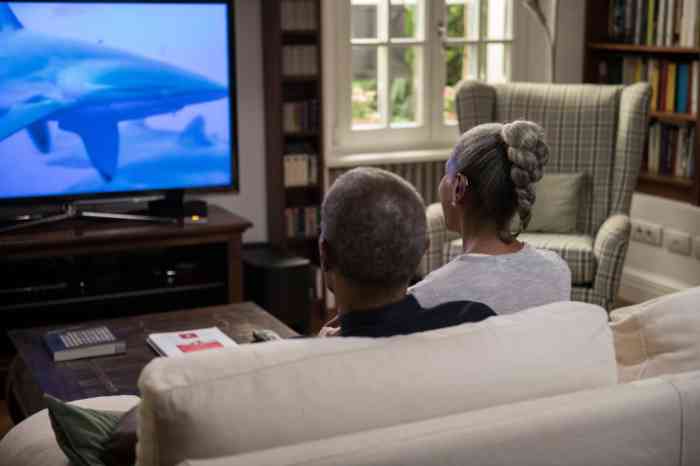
[630,219,663,246]
[695,236,700,260]
[665,229,692,256]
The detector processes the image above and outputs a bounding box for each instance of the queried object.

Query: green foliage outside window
[352,4,467,125]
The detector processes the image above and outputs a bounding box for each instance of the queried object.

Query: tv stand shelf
[0,205,251,393]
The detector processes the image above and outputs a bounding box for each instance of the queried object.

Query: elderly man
[319,167,494,338]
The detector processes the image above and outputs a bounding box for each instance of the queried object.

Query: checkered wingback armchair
[424,81,651,310]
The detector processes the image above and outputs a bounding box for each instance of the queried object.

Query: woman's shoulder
[523,245,571,276]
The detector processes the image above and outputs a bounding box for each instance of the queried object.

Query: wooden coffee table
[6,302,298,423]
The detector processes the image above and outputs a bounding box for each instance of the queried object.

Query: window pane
[390,46,420,125]
[352,1,378,39]
[444,45,478,125]
[487,0,512,39]
[446,0,478,40]
[352,46,381,127]
[390,0,419,39]
[486,43,510,83]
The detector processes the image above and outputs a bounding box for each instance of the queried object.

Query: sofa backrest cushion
[610,287,700,382]
[180,371,700,466]
[137,302,615,466]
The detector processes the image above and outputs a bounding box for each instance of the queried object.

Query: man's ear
[319,238,333,271]
[319,238,336,293]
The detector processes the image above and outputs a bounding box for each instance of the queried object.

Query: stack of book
[285,206,320,238]
[608,0,700,46]
[283,100,320,132]
[281,0,317,31]
[282,46,318,76]
[598,57,699,114]
[645,122,696,177]
[283,153,318,187]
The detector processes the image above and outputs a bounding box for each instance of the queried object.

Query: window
[328,0,514,157]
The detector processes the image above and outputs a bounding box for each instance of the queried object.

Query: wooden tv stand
[0,204,251,392]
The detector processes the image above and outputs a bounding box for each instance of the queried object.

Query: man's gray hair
[321,167,427,288]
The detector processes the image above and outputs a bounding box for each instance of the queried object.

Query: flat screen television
[0,0,237,208]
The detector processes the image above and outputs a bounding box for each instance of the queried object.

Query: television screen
[0,1,235,202]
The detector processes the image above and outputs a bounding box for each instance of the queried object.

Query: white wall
[621,195,700,302]
[514,0,584,83]
[530,0,700,302]
[204,0,267,243]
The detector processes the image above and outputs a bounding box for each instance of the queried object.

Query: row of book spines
[283,100,320,133]
[281,0,317,32]
[609,0,700,47]
[644,123,696,177]
[282,46,318,77]
[599,57,699,114]
[285,206,320,238]
[284,153,318,187]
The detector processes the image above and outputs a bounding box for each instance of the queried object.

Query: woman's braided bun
[500,120,549,232]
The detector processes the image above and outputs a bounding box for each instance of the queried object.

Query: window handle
[436,20,447,50]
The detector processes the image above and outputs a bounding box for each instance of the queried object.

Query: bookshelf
[584,0,700,205]
[261,0,326,331]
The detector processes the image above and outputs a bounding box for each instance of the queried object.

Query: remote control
[252,329,282,342]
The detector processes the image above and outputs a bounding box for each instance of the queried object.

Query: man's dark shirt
[339,295,495,338]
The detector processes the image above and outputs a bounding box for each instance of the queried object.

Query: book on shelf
[282,45,318,76]
[596,56,697,115]
[608,0,699,46]
[645,122,695,177]
[44,325,126,362]
[280,0,317,32]
[283,100,319,133]
[284,153,318,187]
[285,206,320,238]
[666,62,677,112]
[147,327,237,357]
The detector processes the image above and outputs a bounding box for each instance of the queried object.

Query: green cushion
[523,173,585,233]
[45,394,126,466]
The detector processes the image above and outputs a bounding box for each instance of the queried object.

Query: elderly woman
[319,167,494,338]
[409,121,571,315]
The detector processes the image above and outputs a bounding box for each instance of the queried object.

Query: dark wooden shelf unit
[282,75,319,83]
[584,0,700,205]
[588,42,700,55]
[262,0,326,330]
[0,205,251,392]
[649,111,697,123]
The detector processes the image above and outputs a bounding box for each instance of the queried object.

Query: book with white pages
[147,327,238,357]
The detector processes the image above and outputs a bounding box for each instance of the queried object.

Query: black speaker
[242,247,312,334]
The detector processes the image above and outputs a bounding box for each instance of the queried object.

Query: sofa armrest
[592,214,631,310]
[418,203,456,277]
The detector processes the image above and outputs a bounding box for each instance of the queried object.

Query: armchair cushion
[446,233,594,285]
[522,172,585,233]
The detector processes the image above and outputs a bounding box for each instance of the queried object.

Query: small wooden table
[6,302,298,424]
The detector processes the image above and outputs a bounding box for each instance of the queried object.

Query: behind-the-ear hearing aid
[451,173,469,206]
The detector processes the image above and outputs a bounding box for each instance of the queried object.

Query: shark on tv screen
[0,1,235,201]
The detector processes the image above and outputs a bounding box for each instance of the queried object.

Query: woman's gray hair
[450,120,549,242]
[321,167,427,288]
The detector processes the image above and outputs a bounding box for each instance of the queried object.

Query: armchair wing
[419,202,459,278]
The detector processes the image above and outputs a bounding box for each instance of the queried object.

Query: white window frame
[323,0,526,166]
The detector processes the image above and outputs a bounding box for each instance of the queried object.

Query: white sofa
[1,289,699,466]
